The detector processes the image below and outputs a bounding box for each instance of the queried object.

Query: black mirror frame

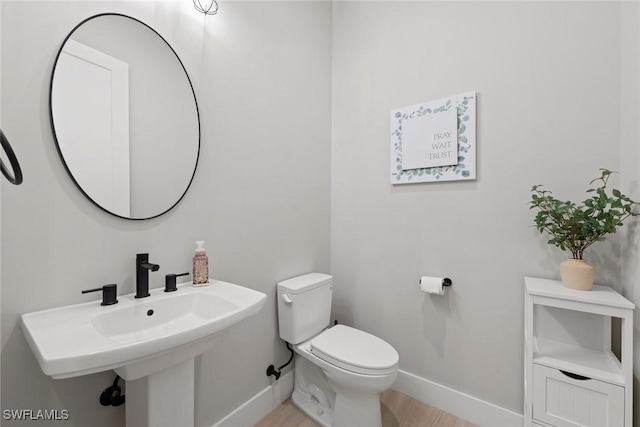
[49,13,201,220]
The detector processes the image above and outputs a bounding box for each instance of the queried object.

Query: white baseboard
[211,368,522,427]
[394,369,523,427]
[211,370,294,427]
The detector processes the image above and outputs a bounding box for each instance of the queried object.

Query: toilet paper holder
[417,277,453,287]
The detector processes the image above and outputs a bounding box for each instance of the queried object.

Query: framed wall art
[390,91,476,184]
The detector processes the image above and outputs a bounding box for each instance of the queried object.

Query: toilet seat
[310,325,398,376]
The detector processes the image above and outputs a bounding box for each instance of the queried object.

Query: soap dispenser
[193,241,209,286]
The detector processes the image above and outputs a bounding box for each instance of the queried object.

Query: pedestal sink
[21,280,267,427]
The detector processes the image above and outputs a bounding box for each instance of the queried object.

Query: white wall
[0,1,331,426]
[331,1,625,415]
[619,2,640,426]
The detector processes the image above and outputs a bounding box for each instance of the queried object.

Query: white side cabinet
[524,277,634,427]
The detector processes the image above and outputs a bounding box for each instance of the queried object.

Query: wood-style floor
[254,389,477,427]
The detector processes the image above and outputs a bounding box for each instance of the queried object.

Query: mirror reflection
[50,14,200,219]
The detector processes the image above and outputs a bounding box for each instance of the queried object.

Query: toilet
[277,273,399,427]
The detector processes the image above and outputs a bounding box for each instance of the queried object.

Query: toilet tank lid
[277,273,333,294]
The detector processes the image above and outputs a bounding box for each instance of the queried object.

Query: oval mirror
[50,13,200,220]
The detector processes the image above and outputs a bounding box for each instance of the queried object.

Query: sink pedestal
[126,359,194,427]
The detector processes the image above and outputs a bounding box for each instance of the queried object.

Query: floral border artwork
[390,91,476,184]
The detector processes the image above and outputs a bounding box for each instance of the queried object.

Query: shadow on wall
[589,238,622,290]
[632,327,640,427]
[332,298,355,327]
[621,211,640,299]
[421,292,458,358]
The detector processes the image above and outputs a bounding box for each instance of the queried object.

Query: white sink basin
[91,291,240,345]
[21,280,266,380]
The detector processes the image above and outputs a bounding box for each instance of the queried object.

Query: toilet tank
[277,273,333,345]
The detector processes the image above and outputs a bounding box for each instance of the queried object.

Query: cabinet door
[533,364,624,427]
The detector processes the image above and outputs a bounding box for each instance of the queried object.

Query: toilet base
[292,376,385,427]
[291,350,393,427]
[292,388,333,427]
[331,385,383,427]
[291,355,334,426]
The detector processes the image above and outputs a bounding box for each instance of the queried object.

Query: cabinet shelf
[533,336,623,386]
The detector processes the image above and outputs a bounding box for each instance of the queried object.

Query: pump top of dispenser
[195,241,206,252]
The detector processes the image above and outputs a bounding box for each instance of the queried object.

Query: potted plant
[530,169,638,290]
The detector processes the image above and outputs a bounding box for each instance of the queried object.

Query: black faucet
[136,253,159,298]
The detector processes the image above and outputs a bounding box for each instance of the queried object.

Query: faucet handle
[165,273,190,292]
[82,284,118,306]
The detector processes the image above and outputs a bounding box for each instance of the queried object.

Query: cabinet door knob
[560,370,591,381]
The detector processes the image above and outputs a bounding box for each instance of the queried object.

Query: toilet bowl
[294,324,398,427]
[277,273,399,427]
